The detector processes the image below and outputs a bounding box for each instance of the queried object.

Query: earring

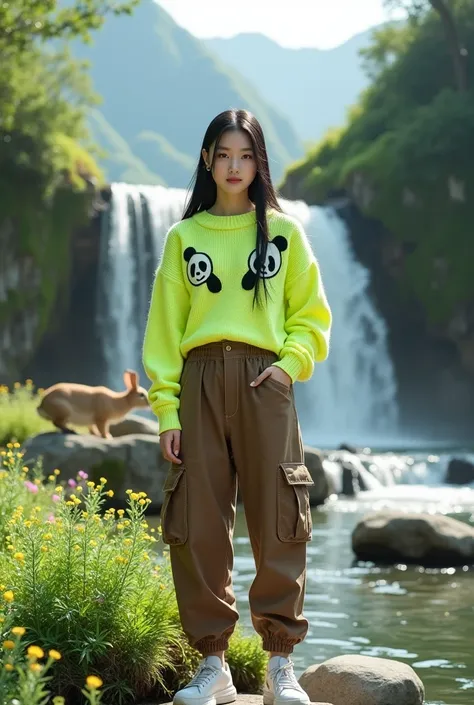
[206,165,211,171]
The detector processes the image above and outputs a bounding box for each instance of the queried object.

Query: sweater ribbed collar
[193,208,258,230]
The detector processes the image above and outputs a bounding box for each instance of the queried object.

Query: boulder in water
[352,510,474,566]
[304,446,333,505]
[446,457,474,485]
[299,655,424,705]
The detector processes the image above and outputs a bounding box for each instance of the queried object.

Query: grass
[0,382,52,446]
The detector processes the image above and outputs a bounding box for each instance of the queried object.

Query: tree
[0,0,139,54]
[385,0,469,91]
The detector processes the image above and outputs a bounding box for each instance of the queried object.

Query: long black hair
[183,109,282,307]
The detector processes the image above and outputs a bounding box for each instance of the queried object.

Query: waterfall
[96,183,398,445]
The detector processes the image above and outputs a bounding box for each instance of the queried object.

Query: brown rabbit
[37,370,150,439]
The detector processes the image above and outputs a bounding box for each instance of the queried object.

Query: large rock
[446,457,474,485]
[23,432,168,507]
[299,655,424,705]
[304,446,333,505]
[352,511,474,566]
[110,413,159,437]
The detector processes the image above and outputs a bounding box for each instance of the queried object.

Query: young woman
[143,109,332,705]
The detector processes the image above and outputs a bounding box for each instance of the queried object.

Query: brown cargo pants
[160,341,314,655]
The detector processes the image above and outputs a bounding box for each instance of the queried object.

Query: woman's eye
[243,154,253,159]
[217,153,228,158]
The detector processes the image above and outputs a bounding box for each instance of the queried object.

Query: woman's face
[203,129,257,196]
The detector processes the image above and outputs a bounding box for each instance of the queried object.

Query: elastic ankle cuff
[263,639,295,654]
[196,638,229,655]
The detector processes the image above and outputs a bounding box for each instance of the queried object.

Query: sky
[157,0,404,50]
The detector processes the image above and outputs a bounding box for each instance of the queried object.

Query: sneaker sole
[263,689,309,705]
[174,685,237,705]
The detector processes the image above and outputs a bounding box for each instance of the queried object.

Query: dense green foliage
[0,1,140,377]
[282,0,474,325]
[0,447,267,704]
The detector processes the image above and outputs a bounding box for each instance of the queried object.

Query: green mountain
[76,1,302,185]
[205,31,373,145]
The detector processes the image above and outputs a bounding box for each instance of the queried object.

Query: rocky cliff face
[0,217,41,381]
[0,188,106,387]
[337,200,474,439]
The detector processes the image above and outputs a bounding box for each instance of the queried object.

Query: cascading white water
[96,183,398,445]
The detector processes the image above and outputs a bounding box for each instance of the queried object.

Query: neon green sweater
[142,208,332,433]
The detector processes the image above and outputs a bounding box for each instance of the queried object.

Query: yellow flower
[116,523,124,531]
[55,486,63,493]
[13,442,21,448]
[117,509,125,517]
[86,675,103,689]
[34,479,41,486]
[13,552,25,562]
[53,697,65,705]
[76,486,83,493]
[3,591,14,603]
[87,481,95,488]
[0,584,4,591]
[48,475,55,481]
[89,540,97,547]
[11,627,25,637]
[138,499,146,506]
[3,640,15,650]
[41,546,48,553]
[49,649,62,661]
[54,469,60,475]
[29,662,42,672]
[142,553,150,561]
[73,545,81,552]
[23,466,30,473]
[4,663,14,671]
[115,556,127,564]
[27,645,44,659]
[107,490,114,498]
[66,501,74,507]
[43,533,53,541]
[99,477,107,485]
[130,492,139,501]
[138,491,148,498]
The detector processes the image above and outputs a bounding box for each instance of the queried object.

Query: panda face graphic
[183,247,222,293]
[242,236,288,291]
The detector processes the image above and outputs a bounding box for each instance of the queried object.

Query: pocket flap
[163,466,185,493]
[280,463,314,486]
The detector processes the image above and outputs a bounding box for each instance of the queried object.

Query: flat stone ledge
[144,697,332,705]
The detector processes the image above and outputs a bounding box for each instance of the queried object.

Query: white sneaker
[173,656,237,705]
[263,657,310,705]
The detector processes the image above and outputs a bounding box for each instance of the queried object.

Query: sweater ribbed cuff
[272,353,304,383]
[155,407,181,434]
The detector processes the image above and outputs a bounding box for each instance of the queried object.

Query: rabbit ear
[123,369,138,390]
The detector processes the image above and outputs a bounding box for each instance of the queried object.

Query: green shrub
[0,450,268,702]
[227,628,268,693]
[0,452,182,704]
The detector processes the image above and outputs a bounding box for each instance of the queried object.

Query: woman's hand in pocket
[250,365,292,389]
[160,429,182,464]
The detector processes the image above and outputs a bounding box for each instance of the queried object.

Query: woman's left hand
[250,365,292,388]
